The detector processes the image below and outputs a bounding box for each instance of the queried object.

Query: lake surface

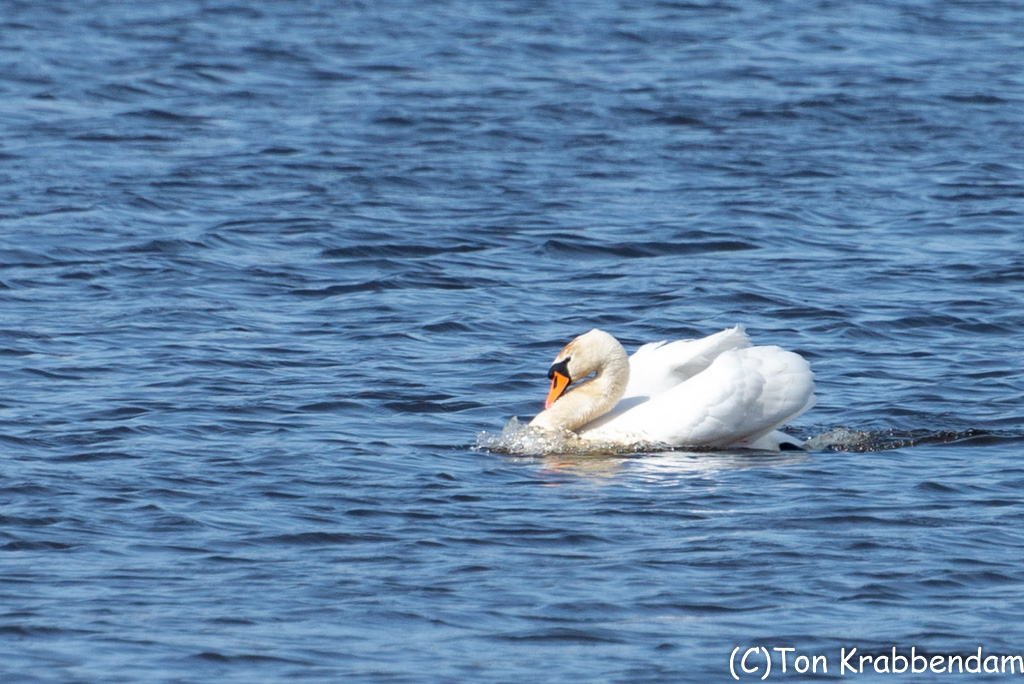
[2,1,1023,681]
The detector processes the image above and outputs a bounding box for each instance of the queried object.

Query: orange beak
[545,371,571,409]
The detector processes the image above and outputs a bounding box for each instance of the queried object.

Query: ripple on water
[3,0,1024,681]
[480,419,1016,459]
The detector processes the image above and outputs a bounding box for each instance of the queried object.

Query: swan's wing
[583,345,816,448]
[623,325,752,398]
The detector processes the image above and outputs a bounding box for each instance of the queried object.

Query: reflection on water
[531,449,813,481]
[479,418,1007,480]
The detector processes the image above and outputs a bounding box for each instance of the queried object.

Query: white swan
[528,326,816,450]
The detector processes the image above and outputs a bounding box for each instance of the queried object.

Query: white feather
[530,327,816,450]
[623,324,752,398]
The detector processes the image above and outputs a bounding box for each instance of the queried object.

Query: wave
[476,418,1015,458]
[806,427,1019,452]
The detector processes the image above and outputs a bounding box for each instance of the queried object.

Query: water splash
[475,417,666,457]
[479,420,1006,458]
[806,427,996,452]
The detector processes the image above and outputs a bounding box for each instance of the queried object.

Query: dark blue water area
[2,0,1024,681]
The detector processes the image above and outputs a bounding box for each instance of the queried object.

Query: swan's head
[543,329,627,409]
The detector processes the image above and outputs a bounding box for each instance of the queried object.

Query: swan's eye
[548,358,571,384]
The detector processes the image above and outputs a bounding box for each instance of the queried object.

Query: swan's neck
[530,350,629,433]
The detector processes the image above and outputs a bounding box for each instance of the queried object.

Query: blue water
[2,1,1024,681]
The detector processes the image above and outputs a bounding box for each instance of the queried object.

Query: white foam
[475,417,656,457]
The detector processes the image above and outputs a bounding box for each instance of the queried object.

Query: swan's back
[624,325,751,398]
[582,333,816,449]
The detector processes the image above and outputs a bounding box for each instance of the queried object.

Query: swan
[528,326,816,451]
